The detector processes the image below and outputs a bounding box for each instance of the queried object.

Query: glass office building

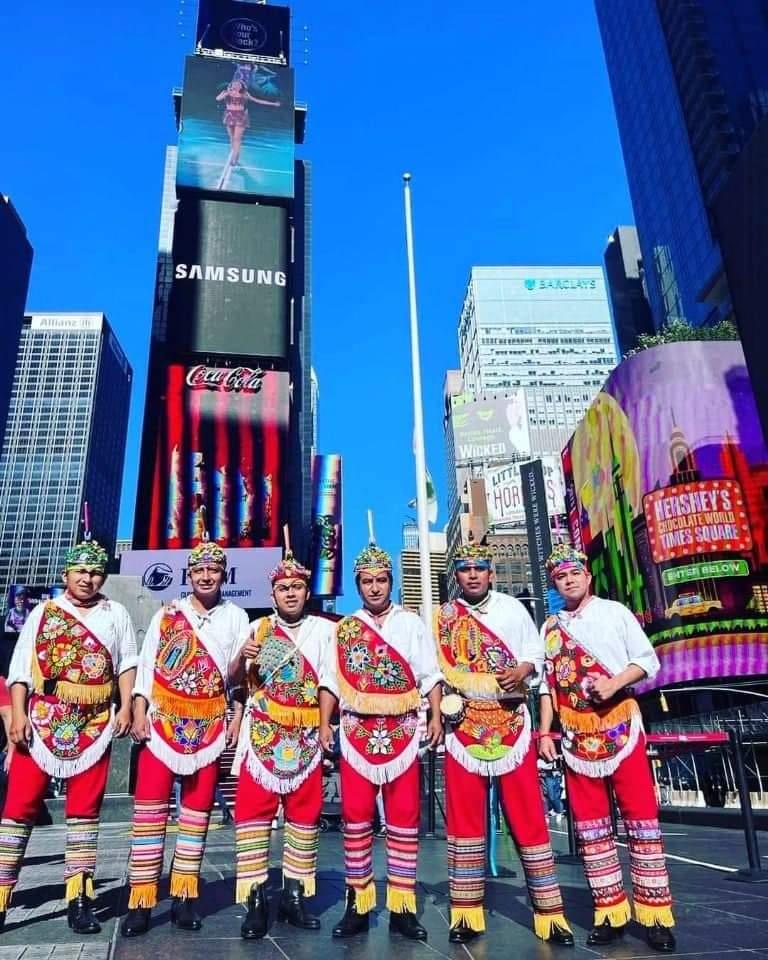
[0,313,132,609]
[0,196,32,450]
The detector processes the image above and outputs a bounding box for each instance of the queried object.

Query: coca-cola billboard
[142,364,289,549]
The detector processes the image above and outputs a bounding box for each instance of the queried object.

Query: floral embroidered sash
[335,615,420,715]
[246,619,319,727]
[32,602,114,704]
[150,607,226,756]
[543,616,640,770]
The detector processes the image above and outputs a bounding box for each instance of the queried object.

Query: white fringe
[562,711,643,778]
[230,706,253,778]
[444,707,531,777]
[230,708,323,793]
[30,708,115,779]
[339,720,420,786]
[145,720,226,776]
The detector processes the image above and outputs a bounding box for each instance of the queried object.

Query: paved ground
[2,819,768,960]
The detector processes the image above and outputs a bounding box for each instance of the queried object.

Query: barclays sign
[524,278,597,290]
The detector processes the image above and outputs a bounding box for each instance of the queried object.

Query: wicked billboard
[563,340,768,693]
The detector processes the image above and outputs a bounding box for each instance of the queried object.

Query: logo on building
[174,264,287,286]
[221,17,268,52]
[186,365,265,394]
[523,278,597,291]
[142,562,174,591]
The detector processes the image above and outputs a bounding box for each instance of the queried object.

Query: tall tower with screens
[133,2,313,562]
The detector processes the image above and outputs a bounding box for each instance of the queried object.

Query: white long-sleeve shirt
[456,591,543,688]
[538,595,660,691]
[134,597,250,703]
[247,613,336,687]
[8,595,138,688]
[320,604,443,704]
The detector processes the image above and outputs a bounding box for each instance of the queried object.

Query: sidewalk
[2,819,768,959]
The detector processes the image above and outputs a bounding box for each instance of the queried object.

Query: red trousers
[2,746,111,822]
[134,745,219,810]
[444,745,566,934]
[566,736,673,927]
[234,764,322,823]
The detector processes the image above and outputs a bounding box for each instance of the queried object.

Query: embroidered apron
[436,600,530,775]
[336,614,421,785]
[234,618,322,793]
[148,607,227,774]
[29,601,115,777]
[543,615,642,777]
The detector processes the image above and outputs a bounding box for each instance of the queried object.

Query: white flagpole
[402,173,433,630]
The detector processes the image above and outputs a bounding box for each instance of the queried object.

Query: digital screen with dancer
[177,55,295,198]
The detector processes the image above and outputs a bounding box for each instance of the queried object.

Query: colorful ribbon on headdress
[187,541,227,569]
[63,541,108,574]
[545,543,588,577]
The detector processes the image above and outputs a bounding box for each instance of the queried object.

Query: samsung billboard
[167,197,289,358]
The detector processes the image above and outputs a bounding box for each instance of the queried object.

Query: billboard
[485,455,565,525]
[196,0,290,62]
[120,548,281,607]
[177,55,294,198]
[450,391,530,464]
[5,584,65,634]
[310,454,343,597]
[562,341,768,693]
[145,365,289,549]
[167,198,289,358]
[521,460,553,627]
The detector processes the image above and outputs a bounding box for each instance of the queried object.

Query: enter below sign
[662,558,750,586]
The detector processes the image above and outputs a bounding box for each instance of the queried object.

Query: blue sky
[1,1,633,607]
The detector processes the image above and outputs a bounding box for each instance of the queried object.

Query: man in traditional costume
[0,541,137,934]
[121,541,249,937]
[538,544,675,953]
[319,540,443,941]
[230,545,334,939]
[435,541,573,946]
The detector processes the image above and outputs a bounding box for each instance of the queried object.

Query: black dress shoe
[0,910,5,933]
[278,878,320,929]
[547,923,574,946]
[121,907,151,938]
[449,922,481,944]
[332,887,370,938]
[647,923,676,953]
[390,910,427,941]
[171,896,202,931]
[587,919,625,945]
[241,883,268,940]
[67,888,101,934]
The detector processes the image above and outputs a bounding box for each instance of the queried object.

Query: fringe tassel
[386,886,416,914]
[145,724,226,776]
[30,711,113,779]
[339,722,420,785]
[595,899,632,928]
[153,688,226,720]
[170,872,199,899]
[562,712,642,778]
[533,912,571,941]
[264,701,319,727]
[559,698,638,733]
[54,681,113,704]
[352,881,376,915]
[444,708,531,776]
[338,673,421,717]
[0,885,12,912]
[236,878,257,905]
[450,905,485,932]
[128,883,159,909]
[438,659,505,699]
[65,873,95,902]
[300,876,316,898]
[634,903,675,928]
[231,708,323,790]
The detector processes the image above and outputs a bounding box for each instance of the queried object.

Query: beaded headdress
[453,539,493,569]
[63,540,109,574]
[270,527,311,585]
[187,540,227,570]
[546,543,588,577]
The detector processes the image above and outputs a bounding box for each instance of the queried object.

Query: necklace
[464,592,491,613]
[275,613,307,630]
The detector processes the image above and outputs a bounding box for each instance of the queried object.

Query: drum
[440,692,466,725]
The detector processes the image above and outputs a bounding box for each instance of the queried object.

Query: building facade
[603,226,654,357]
[0,313,132,607]
[0,195,32,451]
[399,528,448,614]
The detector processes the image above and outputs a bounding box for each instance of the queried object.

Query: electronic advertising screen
[562,340,768,693]
[309,454,343,597]
[196,0,290,62]
[145,365,290,549]
[168,197,289,358]
[4,584,65,634]
[178,55,294,198]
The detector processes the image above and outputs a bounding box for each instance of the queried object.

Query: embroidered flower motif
[171,668,200,696]
[273,740,301,772]
[50,642,77,670]
[31,700,53,724]
[368,726,393,755]
[251,719,277,747]
[372,658,403,688]
[52,720,80,752]
[606,721,627,741]
[174,718,204,747]
[346,642,372,673]
[374,643,387,659]
[581,655,595,668]
[557,657,577,687]
[301,677,318,703]
[580,735,604,757]
[81,651,107,680]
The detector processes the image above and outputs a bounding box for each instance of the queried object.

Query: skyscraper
[398,529,447,615]
[595,0,768,330]
[603,226,654,356]
[0,313,132,607]
[0,195,32,450]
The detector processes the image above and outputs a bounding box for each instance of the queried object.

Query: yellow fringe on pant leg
[0,885,13,912]
[634,903,675,928]
[236,878,260,905]
[65,873,95,902]
[128,883,159,909]
[594,898,632,928]
[449,905,486,932]
[533,912,572,941]
[386,885,416,914]
[352,881,376,915]
[300,876,316,898]
[170,872,199,899]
